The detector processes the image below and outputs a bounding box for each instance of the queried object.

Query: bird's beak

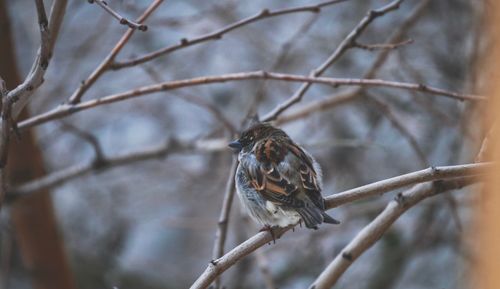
[228,140,243,152]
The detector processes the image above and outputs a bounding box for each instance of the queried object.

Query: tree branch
[68,0,163,104]
[261,0,403,122]
[309,177,476,289]
[88,0,148,31]
[211,157,238,289]
[275,0,432,125]
[189,162,488,289]
[10,0,67,118]
[18,71,486,131]
[9,138,194,198]
[110,0,350,69]
[353,38,413,51]
[325,162,488,208]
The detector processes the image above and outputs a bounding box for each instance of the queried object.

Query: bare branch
[212,157,238,289]
[309,177,476,289]
[325,163,489,208]
[275,0,432,125]
[9,138,194,197]
[353,38,413,51]
[68,0,163,104]
[10,0,67,118]
[111,0,350,69]
[189,162,488,289]
[261,0,403,122]
[190,226,290,289]
[88,0,148,31]
[18,71,485,131]
[59,122,106,165]
[141,65,237,134]
[367,95,428,167]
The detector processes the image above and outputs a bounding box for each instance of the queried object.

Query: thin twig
[9,138,193,197]
[367,95,428,167]
[309,177,476,289]
[18,71,486,131]
[261,0,404,122]
[88,0,148,31]
[141,64,237,134]
[275,0,432,125]
[68,0,163,104]
[353,38,413,51]
[189,162,488,289]
[111,0,350,69]
[212,157,238,289]
[59,122,106,165]
[246,14,320,119]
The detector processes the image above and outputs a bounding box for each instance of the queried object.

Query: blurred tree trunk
[0,1,77,289]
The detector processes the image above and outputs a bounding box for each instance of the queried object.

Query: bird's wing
[285,142,325,210]
[246,138,324,209]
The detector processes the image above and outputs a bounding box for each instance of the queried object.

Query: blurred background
[0,0,489,288]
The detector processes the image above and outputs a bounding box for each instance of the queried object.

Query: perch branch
[189,162,489,289]
[309,177,476,289]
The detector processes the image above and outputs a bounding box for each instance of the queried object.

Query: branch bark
[18,71,485,131]
[261,0,403,122]
[309,177,476,289]
[68,0,163,104]
[189,162,488,289]
[111,0,350,69]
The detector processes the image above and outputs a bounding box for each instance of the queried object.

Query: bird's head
[228,123,287,153]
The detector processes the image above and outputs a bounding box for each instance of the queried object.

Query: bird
[228,122,339,232]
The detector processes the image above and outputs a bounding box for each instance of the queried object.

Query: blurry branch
[309,178,476,289]
[111,0,350,69]
[18,71,485,131]
[9,138,199,197]
[68,0,163,104]
[275,0,431,125]
[261,0,403,122]
[59,122,106,165]
[353,38,413,51]
[476,123,496,162]
[190,162,488,289]
[212,157,238,289]
[367,95,428,167]
[141,64,237,134]
[246,14,319,119]
[0,78,8,207]
[88,0,148,31]
[254,249,277,289]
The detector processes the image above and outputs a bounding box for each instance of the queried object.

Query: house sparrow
[229,123,339,230]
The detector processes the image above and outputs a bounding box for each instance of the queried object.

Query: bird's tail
[296,208,340,229]
[321,211,340,225]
